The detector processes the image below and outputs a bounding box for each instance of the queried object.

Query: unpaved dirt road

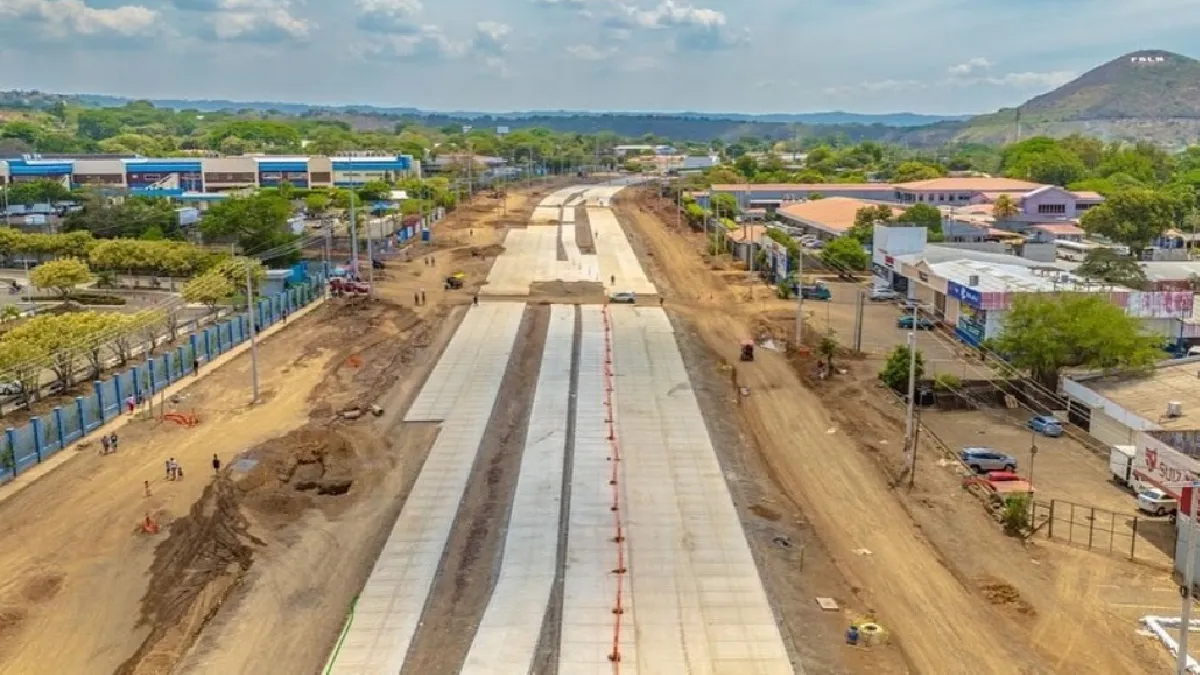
[615,189,1047,675]
[0,185,558,675]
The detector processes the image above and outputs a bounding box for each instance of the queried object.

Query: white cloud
[565,44,612,60]
[978,71,1078,88]
[604,0,745,51]
[948,57,992,76]
[356,0,422,32]
[367,24,465,60]
[0,0,158,37]
[532,0,587,6]
[472,20,510,55]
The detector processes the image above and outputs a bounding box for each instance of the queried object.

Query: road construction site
[2,176,1176,675]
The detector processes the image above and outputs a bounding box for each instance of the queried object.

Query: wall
[1091,408,1139,447]
[0,276,324,484]
[1020,188,1077,219]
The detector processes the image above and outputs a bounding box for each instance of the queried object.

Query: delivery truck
[1109,445,1136,488]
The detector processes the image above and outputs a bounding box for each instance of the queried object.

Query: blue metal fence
[0,277,325,485]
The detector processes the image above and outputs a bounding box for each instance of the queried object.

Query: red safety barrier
[602,306,627,671]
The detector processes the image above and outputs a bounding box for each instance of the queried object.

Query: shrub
[69,293,127,306]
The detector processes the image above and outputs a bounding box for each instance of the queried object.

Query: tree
[817,331,838,370]
[895,203,944,241]
[710,193,740,217]
[77,312,123,380]
[199,192,299,262]
[893,161,944,182]
[29,258,93,301]
[848,204,896,243]
[0,338,47,407]
[305,192,331,215]
[182,270,236,309]
[880,344,924,393]
[111,311,165,366]
[821,236,868,271]
[4,313,108,390]
[992,194,1020,220]
[1000,137,1087,186]
[734,155,759,179]
[1080,187,1177,252]
[1075,249,1148,289]
[993,293,1163,390]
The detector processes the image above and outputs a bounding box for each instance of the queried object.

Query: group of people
[98,432,119,455]
[413,289,427,306]
[165,457,184,480]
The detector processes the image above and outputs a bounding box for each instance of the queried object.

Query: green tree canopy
[1075,249,1148,289]
[1080,187,1178,251]
[993,293,1163,389]
[29,257,93,300]
[821,236,868,271]
[200,192,299,263]
[879,344,924,392]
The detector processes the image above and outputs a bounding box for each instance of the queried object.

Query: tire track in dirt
[400,304,550,675]
[613,190,1050,675]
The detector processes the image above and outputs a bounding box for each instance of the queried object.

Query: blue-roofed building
[2,153,418,195]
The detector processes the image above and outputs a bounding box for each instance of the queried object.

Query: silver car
[959,447,1018,473]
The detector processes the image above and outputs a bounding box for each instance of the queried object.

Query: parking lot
[921,407,1175,567]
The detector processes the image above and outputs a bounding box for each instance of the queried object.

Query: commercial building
[1064,363,1200,500]
[0,154,418,196]
[707,183,896,208]
[777,197,902,240]
[872,225,1193,347]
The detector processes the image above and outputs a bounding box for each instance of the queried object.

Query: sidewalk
[0,294,327,507]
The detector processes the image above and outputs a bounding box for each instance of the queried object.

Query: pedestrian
[282,308,289,324]
[472,294,479,306]
[659,296,664,306]
[212,453,221,475]
[109,432,118,453]
[193,356,200,376]
[144,480,151,498]
[413,292,420,306]
[610,275,615,285]
[165,458,173,480]
[100,435,110,455]
[177,463,184,480]
[431,255,436,265]
[420,289,426,305]
[125,394,136,415]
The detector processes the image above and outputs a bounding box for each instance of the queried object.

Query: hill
[942,50,1200,147]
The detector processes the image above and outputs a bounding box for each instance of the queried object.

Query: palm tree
[992,194,1019,220]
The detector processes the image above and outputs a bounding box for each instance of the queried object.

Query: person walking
[193,356,200,377]
[165,458,173,481]
[473,294,479,306]
[109,432,119,453]
[211,453,221,475]
[413,291,420,306]
[100,435,110,455]
[420,289,426,306]
[125,394,136,415]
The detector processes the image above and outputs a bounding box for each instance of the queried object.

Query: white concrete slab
[406,303,525,421]
[587,207,656,296]
[326,303,525,675]
[462,304,575,674]
[559,306,638,675]
[609,305,793,675]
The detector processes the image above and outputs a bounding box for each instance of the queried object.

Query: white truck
[1109,445,1136,488]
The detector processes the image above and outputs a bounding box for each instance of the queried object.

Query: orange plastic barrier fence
[602,306,627,671]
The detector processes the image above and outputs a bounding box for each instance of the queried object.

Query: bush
[879,344,923,392]
[1002,494,1032,536]
[933,373,961,390]
[69,293,127,306]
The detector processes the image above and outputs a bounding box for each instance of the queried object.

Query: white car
[1137,488,1177,517]
[869,286,899,302]
[609,291,636,304]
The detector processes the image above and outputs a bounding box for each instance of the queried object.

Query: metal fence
[0,276,325,484]
[1031,498,1167,565]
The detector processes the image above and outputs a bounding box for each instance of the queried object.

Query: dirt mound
[528,281,606,298]
[21,573,63,604]
[116,478,262,675]
[237,427,359,513]
[979,578,1037,616]
[452,244,505,261]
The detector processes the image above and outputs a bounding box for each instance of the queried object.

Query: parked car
[1027,415,1064,437]
[1137,487,1178,517]
[609,291,636,304]
[897,315,937,330]
[0,381,22,397]
[959,447,1018,473]
[869,286,899,302]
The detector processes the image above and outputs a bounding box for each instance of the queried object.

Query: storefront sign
[948,281,982,308]
[1135,433,1200,497]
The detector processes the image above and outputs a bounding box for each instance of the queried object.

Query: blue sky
[2,0,1200,114]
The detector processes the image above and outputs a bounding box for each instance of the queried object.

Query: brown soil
[618,185,1173,674]
[528,281,607,302]
[575,205,596,255]
[0,185,537,675]
[401,305,550,675]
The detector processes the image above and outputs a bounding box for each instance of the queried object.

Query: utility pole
[322,223,332,280]
[349,189,359,280]
[1180,482,1200,675]
[852,289,865,351]
[795,250,804,347]
[245,262,260,404]
[366,233,375,297]
[903,305,918,485]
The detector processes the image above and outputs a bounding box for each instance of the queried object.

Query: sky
[2,0,1200,115]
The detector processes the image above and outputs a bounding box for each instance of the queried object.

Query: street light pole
[903,305,918,482]
[349,189,359,280]
[245,262,259,404]
[1180,483,1200,675]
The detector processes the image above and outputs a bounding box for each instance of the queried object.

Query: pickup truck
[963,471,1034,507]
